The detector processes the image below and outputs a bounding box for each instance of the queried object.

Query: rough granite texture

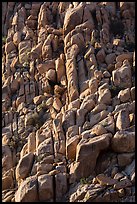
[2,2,135,202]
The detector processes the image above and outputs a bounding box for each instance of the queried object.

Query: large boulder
[111,130,135,153]
[55,173,68,201]
[63,4,84,35]
[15,176,38,202]
[16,152,34,181]
[70,133,112,181]
[38,174,54,201]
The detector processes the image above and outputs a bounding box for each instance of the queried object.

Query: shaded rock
[2,145,13,173]
[46,69,56,82]
[5,41,16,54]
[124,159,135,183]
[66,135,80,160]
[70,133,112,181]
[53,97,63,112]
[36,137,53,156]
[89,110,109,128]
[15,176,38,202]
[114,177,132,190]
[38,174,53,201]
[112,60,132,89]
[111,130,135,153]
[96,174,118,186]
[105,53,116,65]
[96,48,106,63]
[63,4,84,35]
[62,108,76,132]
[83,184,106,202]
[28,132,36,153]
[117,153,134,167]
[69,183,89,202]
[2,169,14,190]
[55,173,68,201]
[116,109,130,130]
[118,88,131,102]
[116,53,133,63]
[16,152,34,181]
[91,124,107,136]
[130,86,135,101]
[76,108,88,127]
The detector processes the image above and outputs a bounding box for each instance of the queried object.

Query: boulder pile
[2,2,135,202]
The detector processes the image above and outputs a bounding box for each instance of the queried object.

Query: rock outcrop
[2,2,135,202]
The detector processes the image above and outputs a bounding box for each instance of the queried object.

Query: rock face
[2,2,135,203]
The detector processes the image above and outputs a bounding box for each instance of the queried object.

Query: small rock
[114,177,132,190]
[46,69,56,82]
[96,173,118,186]
[118,88,131,102]
[116,109,130,130]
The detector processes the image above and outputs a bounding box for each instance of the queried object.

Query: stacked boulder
[2,2,135,202]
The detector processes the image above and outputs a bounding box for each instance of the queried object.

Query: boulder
[105,53,116,65]
[116,109,130,130]
[96,173,118,186]
[111,130,135,153]
[89,78,98,94]
[15,176,38,202]
[28,132,36,153]
[33,95,44,105]
[118,88,131,102]
[76,108,88,127]
[114,177,132,190]
[5,41,16,54]
[62,109,76,132]
[55,54,65,83]
[46,69,56,82]
[117,153,134,167]
[36,137,53,156]
[116,53,133,63]
[80,97,95,112]
[112,60,132,89]
[53,97,63,111]
[98,87,111,105]
[38,174,53,201]
[96,48,106,63]
[91,124,107,136]
[2,169,14,190]
[16,152,34,181]
[13,31,22,46]
[70,133,112,181]
[66,135,80,160]
[2,145,13,173]
[63,4,84,35]
[18,40,32,64]
[55,173,68,201]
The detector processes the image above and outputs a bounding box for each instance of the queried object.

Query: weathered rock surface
[2,2,135,202]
